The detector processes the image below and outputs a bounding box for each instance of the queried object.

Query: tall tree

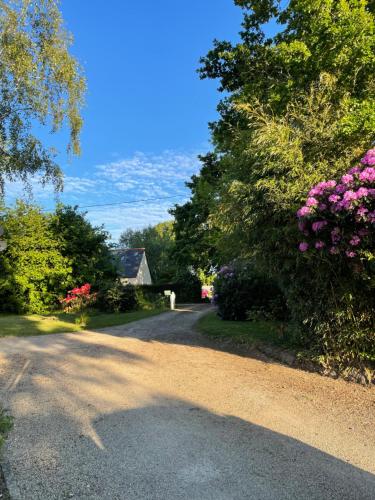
[0,0,85,195]
[50,205,116,287]
[172,0,375,355]
[171,153,223,272]
[175,0,375,270]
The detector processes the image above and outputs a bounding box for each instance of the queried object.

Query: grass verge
[0,308,167,338]
[197,312,374,385]
[196,311,296,349]
[0,409,12,500]
[0,411,12,450]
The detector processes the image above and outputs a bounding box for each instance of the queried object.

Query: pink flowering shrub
[297,148,375,260]
[291,149,375,366]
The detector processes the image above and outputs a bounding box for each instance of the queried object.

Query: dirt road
[0,305,374,499]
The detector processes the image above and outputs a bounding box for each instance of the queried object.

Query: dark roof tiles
[112,248,145,278]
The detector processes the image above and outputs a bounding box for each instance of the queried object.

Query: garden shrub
[214,263,287,321]
[95,281,123,313]
[97,282,166,313]
[138,274,202,304]
[0,408,13,450]
[135,287,166,310]
[293,149,375,363]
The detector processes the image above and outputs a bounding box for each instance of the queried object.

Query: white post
[0,226,6,252]
[170,291,176,310]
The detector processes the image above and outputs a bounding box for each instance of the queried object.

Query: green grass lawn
[197,311,295,349]
[0,308,167,338]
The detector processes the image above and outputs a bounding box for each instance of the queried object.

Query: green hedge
[138,281,201,303]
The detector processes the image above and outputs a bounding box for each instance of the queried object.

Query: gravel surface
[0,304,374,499]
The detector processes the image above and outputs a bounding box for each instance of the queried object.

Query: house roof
[112,248,145,278]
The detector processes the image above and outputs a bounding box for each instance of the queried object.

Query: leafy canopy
[175,0,375,269]
[0,0,85,195]
[172,0,375,360]
[50,205,116,287]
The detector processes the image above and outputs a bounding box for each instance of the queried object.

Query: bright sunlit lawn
[0,308,167,338]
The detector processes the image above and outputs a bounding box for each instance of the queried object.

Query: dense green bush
[138,274,202,304]
[284,256,375,364]
[0,202,116,314]
[96,281,123,313]
[97,282,166,313]
[0,202,72,314]
[214,264,287,321]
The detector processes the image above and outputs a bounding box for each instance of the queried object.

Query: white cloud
[87,199,183,242]
[3,149,201,240]
[62,177,105,194]
[4,175,103,203]
[95,150,200,183]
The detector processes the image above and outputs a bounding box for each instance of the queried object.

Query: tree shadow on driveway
[1,306,374,499]
[88,305,285,367]
[4,396,375,499]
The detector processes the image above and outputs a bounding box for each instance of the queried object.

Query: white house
[113,248,152,285]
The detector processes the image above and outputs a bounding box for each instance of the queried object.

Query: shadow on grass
[0,308,167,338]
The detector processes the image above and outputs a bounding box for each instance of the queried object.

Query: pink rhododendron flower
[361,149,375,166]
[345,250,356,258]
[359,167,375,183]
[308,187,321,197]
[342,174,354,184]
[312,220,328,232]
[343,190,357,202]
[315,240,325,250]
[329,246,340,255]
[349,235,361,246]
[330,227,341,244]
[297,206,311,217]
[356,187,369,198]
[328,194,340,203]
[335,184,347,194]
[356,206,369,220]
[297,148,373,259]
[306,197,318,207]
[349,166,361,175]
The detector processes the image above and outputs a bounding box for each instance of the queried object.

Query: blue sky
[5,1,263,240]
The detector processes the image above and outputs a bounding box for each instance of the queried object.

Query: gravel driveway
[0,304,374,499]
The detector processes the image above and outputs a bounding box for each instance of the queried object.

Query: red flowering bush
[60,283,97,312]
[297,148,375,260]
